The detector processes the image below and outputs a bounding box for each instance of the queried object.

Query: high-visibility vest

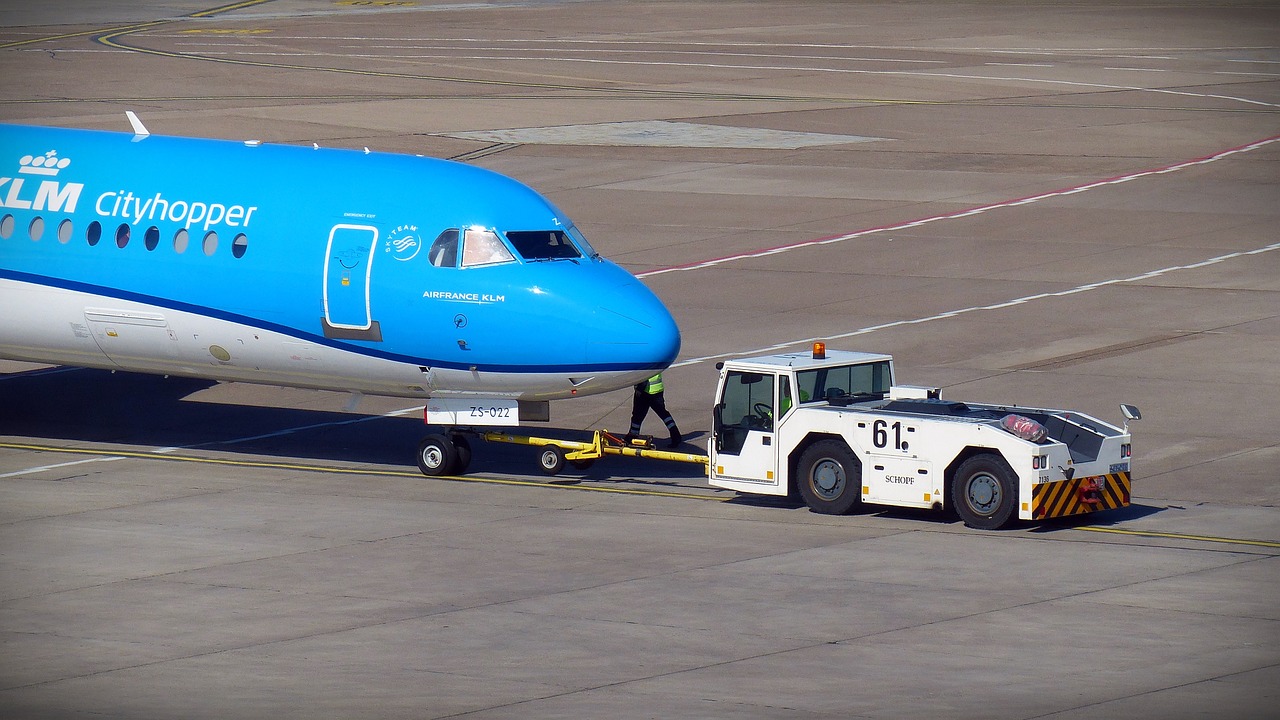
[642,374,664,394]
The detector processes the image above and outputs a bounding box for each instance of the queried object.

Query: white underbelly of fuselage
[0,279,433,395]
[0,279,633,401]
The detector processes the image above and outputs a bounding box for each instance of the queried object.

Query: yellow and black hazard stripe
[1031,472,1130,520]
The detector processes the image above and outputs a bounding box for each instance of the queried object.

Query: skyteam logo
[0,148,83,212]
[384,224,422,262]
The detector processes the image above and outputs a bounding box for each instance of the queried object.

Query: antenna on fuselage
[125,111,150,137]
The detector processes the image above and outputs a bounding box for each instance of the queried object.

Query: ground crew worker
[628,373,682,448]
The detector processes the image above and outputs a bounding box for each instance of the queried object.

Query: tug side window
[796,361,893,403]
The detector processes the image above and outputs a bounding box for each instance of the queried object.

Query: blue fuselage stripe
[0,268,664,373]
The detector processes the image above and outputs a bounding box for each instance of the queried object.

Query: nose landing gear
[416,432,473,476]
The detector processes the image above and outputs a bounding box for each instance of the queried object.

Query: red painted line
[636,134,1280,279]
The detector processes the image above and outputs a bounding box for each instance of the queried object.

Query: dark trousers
[630,390,679,438]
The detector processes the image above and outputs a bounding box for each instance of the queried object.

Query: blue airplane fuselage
[0,124,680,406]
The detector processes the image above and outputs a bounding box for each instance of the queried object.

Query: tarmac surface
[1,1,1277,718]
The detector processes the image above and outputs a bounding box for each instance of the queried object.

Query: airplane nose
[588,273,681,370]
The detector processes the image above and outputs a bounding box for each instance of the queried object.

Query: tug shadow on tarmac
[1028,501,1166,532]
[715,479,1162,531]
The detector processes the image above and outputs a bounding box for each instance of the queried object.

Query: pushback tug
[500,342,1140,530]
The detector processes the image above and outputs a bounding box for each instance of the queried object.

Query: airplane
[0,115,680,475]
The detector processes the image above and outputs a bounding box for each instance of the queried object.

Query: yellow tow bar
[482,429,709,476]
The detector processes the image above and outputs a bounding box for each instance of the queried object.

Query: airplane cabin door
[322,224,382,340]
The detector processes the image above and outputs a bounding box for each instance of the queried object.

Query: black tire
[538,445,566,475]
[951,453,1018,530]
[796,440,862,515]
[570,458,596,471]
[451,434,472,475]
[416,434,457,476]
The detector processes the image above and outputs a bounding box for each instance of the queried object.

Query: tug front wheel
[796,440,862,515]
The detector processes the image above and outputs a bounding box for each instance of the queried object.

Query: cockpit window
[506,230,582,260]
[566,224,598,258]
[461,227,515,267]
[428,229,459,268]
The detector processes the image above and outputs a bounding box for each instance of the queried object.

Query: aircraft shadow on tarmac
[0,367,708,482]
[0,367,1166,523]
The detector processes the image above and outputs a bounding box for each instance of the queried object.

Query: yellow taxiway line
[0,441,724,502]
[1074,525,1280,549]
[4,440,1278,548]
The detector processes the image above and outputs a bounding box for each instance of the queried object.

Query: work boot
[668,431,682,448]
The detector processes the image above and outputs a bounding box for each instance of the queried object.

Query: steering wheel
[752,402,773,424]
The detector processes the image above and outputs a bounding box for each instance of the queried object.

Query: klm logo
[0,150,84,212]
[19,150,70,176]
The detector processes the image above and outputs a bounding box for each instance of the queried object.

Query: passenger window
[1,214,14,239]
[506,230,582,260]
[173,228,188,253]
[29,216,44,241]
[427,229,459,268]
[203,231,218,256]
[58,219,73,243]
[232,233,248,258]
[144,226,160,251]
[461,227,514,267]
[87,221,101,246]
[115,223,129,248]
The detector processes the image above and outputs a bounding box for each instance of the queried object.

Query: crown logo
[19,150,71,176]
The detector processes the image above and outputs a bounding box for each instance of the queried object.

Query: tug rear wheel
[951,453,1018,530]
